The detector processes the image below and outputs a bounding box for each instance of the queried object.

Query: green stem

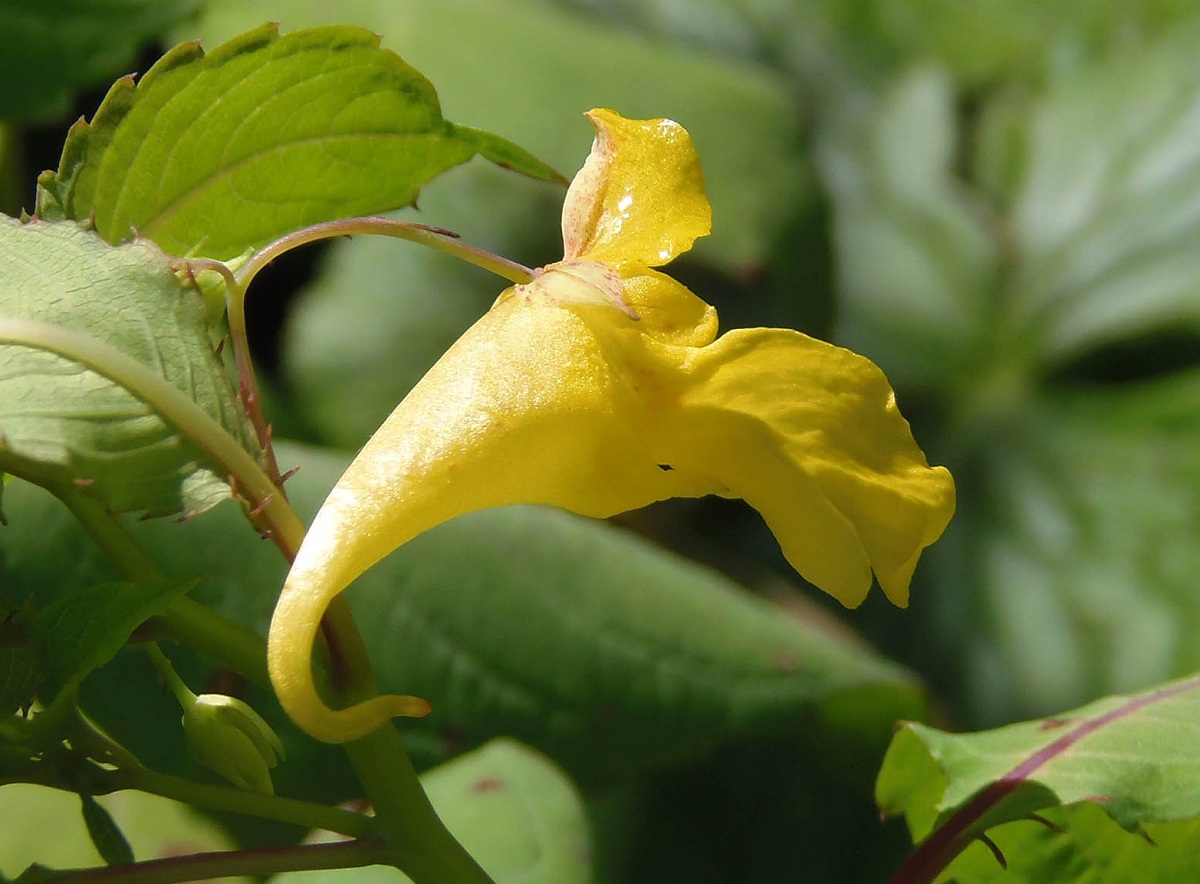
[322,595,493,882]
[0,314,305,561]
[155,596,270,687]
[18,725,373,841]
[145,643,197,707]
[345,728,492,882]
[235,217,535,294]
[48,481,270,686]
[121,767,374,840]
[174,257,285,490]
[31,431,485,880]
[37,840,387,884]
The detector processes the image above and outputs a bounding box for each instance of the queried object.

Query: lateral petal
[653,328,956,607]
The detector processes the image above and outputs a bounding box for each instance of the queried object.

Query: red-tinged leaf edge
[883,674,1200,884]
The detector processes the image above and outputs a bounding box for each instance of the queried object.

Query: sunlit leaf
[36,23,562,260]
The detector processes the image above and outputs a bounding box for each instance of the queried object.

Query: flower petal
[650,328,956,608]
[268,292,713,743]
[561,108,712,268]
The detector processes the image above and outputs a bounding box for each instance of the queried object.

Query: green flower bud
[182,693,285,795]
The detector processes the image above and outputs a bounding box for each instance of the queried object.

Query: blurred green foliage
[6,0,1200,881]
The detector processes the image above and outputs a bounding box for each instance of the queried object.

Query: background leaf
[0,218,257,516]
[877,674,1200,847]
[352,503,923,783]
[274,739,593,884]
[1006,25,1200,362]
[818,27,1200,724]
[0,0,198,122]
[816,65,995,392]
[36,23,562,260]
[550,0,1196,88]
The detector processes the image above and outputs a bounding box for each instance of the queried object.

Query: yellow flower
[268,109,956,744]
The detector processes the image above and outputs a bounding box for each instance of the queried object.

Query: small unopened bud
[182,693,285,795]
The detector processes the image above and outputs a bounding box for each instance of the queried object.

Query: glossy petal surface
[561,109,711,267]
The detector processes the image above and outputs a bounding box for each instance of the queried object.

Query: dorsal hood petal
[561,109,712,268]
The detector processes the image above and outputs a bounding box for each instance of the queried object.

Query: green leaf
[936,804,1200,883]
[31,578,193,701]
[272,739,592,884]
[0,218,258,516]
[187,1,813,447]
[179,0,810,269]
[354,503,924,782]
[827,28,1200,381]
[812,0,1197,87]
[35,23,563,260]
[78,793,134,867]
[877,674,1200,852]
[0,0,198,122]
